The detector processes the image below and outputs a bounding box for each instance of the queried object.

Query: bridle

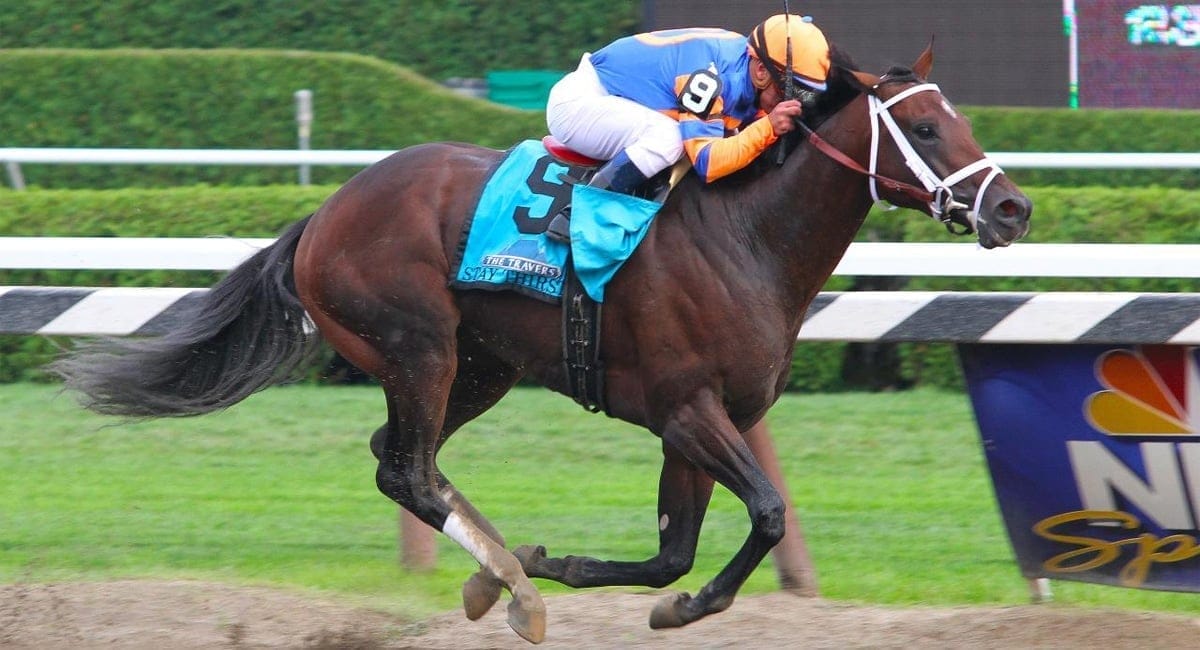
[796,80,1006,235]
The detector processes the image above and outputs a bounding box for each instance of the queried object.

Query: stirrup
[546,210,571,243]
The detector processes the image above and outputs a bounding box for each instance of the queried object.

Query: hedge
[0,185,329,237]
[2,184,1197,387]
[0,184,334,381]
[4,49,1199,189]
[0,49,548,188]
[0,1,641,82]
[967,107,1200,189]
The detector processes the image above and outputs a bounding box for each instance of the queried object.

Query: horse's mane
[799,43,864,131]
[877,66,922,85]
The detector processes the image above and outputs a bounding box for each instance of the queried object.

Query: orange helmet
[748,14,831,92]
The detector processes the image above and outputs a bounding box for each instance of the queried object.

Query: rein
[798,123,934,203]
[798,82,1006,234]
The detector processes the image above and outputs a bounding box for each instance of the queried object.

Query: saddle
[541,135,604,168]
[541,136,691,202]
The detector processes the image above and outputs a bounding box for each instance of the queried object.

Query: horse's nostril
[997,196,1032,223]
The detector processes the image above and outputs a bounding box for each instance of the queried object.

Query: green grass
[2,383,1198,619]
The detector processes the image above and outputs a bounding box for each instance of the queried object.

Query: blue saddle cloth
[451,140,662,303]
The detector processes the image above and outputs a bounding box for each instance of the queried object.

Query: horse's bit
[800,83,1007,235]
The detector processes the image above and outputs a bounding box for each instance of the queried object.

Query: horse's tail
[49,215,323,417]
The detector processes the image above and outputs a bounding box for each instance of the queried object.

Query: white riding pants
[546,54,683,177]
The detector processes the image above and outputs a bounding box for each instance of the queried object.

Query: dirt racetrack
[2,579,1199,649]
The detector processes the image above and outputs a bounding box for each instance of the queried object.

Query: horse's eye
[913,124,937,141]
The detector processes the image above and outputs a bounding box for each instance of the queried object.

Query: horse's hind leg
[370,424,505,547]
[377,382,545,642]
[371,422,509,620]
[515,439,715,588]
[368,336,534,630]
[429,339,525,621]
[324,304,544,642]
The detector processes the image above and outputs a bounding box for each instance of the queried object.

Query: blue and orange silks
[588,28,778,182]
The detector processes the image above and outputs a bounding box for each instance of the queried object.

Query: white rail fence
[2,240,1198,341]
[3,148,1199,189]
[0,238,1195,277]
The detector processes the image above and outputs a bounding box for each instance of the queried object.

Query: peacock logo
[1085,346,1200,436]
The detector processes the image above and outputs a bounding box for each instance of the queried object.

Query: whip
[776,0,795,165]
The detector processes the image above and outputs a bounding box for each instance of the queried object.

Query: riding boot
[546,151,648,244]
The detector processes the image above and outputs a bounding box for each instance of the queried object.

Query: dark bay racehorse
[52,45,1030,643]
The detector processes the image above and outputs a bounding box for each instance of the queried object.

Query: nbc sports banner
[959,343,1200,592]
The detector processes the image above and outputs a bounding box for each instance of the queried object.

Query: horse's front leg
[515,439,715,588]
[646,391,786,629]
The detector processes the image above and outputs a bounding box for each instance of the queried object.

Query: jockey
[544,14,831,242]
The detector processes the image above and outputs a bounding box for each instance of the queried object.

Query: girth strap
[561,260,606,413]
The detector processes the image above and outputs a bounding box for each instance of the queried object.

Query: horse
[50,44,1031,643]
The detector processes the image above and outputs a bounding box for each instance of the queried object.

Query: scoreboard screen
[1077,2,1200,107]
[643,1,1198,108]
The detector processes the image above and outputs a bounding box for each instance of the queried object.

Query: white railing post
[4,160,24,190]
[295,90,314,186]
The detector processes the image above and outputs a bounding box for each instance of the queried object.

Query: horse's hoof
[507,590,547,643]
[648,591,694,629]
[461,570,503,621]
[513,544,547,572]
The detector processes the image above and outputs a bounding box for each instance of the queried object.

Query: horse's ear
[912,37,935,79]
[847,68,881,92]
